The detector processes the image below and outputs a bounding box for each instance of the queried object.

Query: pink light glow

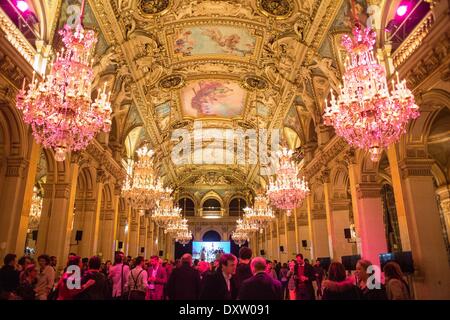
[396,4,408,17]
[16,1,29,12]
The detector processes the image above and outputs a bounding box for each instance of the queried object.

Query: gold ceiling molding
[256,0,295,19]
[158,74,185,90]
[138,0,172,16]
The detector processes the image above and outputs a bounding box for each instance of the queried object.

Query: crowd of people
[0,248,411,300]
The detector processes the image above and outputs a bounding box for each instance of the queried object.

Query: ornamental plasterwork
[89,0,343,192]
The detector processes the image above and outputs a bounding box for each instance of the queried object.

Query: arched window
[202,230,221,241]
[178,198,195,216]
[229,198,247,216]
[202,198,221,211]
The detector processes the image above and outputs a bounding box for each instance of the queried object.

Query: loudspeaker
[75,230,83,241]
[344,228,352,239]
[279,246,284,252]
[159,250,164,257]
[32,230,38,241]
[260,249,265,255]
[301,240,308,248]
[118,241,123,249]
[140,247,145,253]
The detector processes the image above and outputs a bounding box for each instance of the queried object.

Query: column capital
[399,159,435,179]
[5,156,27,177]
[54,183,71,199]
[356,183,382,199]
[319,167,331,184]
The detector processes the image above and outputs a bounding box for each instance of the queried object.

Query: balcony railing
[392,10,434,68]
[198,208,226,218]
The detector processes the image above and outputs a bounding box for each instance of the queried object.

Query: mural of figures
[173,25,256,57]
[181,80,246,118]
[155,101,171,131]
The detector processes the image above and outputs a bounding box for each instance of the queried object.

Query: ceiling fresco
[82,0,349,193]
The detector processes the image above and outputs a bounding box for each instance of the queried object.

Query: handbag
[128,269,145,300]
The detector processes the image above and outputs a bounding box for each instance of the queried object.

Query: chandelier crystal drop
[122,146,166,214]
[151,193,182,228]
[267,148,310,216]
[231,230,249,247]
[243,192,275,233]
[175,229,193,246]
[16,23,112,162]
[323,23,419,162]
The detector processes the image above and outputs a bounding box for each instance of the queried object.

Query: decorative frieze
[399,159,434,179]
[356,183,382,199]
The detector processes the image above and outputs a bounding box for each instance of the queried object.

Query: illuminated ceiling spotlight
[396,4,409,17]
[16,1,29,13]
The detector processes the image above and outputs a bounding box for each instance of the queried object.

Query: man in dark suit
[166,254,201,300]
[235,247,252,292]
[294,253,316,300]
[238,257,283,300]
[200,254,238,300]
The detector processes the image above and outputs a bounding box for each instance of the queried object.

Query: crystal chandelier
[267,148,310,216]
[243,192,275,233]
[323,16,419,162]
[16,1,111,162]
[151,193,182,228]
[122,146,165,215]
[175,229,193,246]
[236,218,260,234]
[231,230,249,247]
[165,218,189,235]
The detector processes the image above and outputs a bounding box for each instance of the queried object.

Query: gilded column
[321,168,337,259]
[306,194,315,260]
[128,210,140,257]
[400,159,450,299]
[283,213,289,259]
[275,217,280,261]
[387,145,411,250]
[293,208,300,254]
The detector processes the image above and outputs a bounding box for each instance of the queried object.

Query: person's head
[67,255,82,268]
[114,252,124,264]
[105,260,112,267]
[288,260,295,271]
[250,257,267,275]
[328,262,347,282]
[239,247,252,262]
[150,256,160,267]
[214,259,220,268]
[50,256,57,266]
[282,263,288,269]
[181,254,192,266]
[4,253,17,267]
[37,254,50,268]
[193,259,199,267]
[296,253,304,265]
[356,259,372,281]
[220,254,237,276]
[82,257,89,266]
[24,264,37,280]
[197,261,209,273]
[315,259,321,267]
[383,261,404,281]
[135,256,145,267]
[18,256,31,268]
[88,256,101,270]
[304,258,310,265]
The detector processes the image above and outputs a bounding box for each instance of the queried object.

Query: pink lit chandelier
[323,3,419,162]
[267,148,309,216]
[231,230,249,247]
[175,229,193,246]
[16,0,111,162]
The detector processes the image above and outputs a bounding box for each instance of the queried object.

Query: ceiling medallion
[139,0,171,15]
[242,75,268,91]
[159,74,185,90]
[257,0,294,19]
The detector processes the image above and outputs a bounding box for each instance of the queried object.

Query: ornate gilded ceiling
[86,0,350,193]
